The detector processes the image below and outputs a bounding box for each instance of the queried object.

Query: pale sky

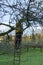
[0,0,43,36]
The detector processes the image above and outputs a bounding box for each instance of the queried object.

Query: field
[0,48,43,65]
[0,54,13,65]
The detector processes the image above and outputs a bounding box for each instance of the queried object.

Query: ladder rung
[14,62,20,64]
[14,58,20,60]
[14,57,20,59]
[14,54,21,56]
[15,60,19,61]
[14,50,21,52]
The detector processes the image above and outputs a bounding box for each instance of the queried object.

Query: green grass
[0,54,13,65]
[20,48,43,65]
[0,48,43,65]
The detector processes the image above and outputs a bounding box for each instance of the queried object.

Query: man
[15,22,23,49]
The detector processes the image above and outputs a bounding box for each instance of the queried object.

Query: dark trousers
[15,33,22,49]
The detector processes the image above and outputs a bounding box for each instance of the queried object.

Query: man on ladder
[15,22,23,49]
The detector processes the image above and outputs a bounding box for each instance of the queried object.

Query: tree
[0,0,43,35]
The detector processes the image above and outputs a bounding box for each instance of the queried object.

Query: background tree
[0,0,43,36]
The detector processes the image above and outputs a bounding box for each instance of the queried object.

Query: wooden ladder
[13,48,21,65]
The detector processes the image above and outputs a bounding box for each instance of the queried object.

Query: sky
[0,0,43,36]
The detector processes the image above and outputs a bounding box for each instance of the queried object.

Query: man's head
[16,22,21,27]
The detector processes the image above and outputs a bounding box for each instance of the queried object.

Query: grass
[21,48,43,65]
[0,54,13,65]
[0,48,43,65]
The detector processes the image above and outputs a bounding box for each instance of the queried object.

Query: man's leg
[17,34,22,49]
[15,38,18,49]
[15,33,22,49]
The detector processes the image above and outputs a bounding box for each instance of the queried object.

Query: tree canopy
[0,0,43,36]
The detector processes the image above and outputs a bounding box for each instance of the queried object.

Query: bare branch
[0,23,14,28]
[0,28,14,36]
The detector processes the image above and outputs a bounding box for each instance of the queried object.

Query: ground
[0,48,43,65]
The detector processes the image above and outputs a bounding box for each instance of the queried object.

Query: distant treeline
[0,33,43,42]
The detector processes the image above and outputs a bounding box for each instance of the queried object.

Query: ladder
[13,48,21,65]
